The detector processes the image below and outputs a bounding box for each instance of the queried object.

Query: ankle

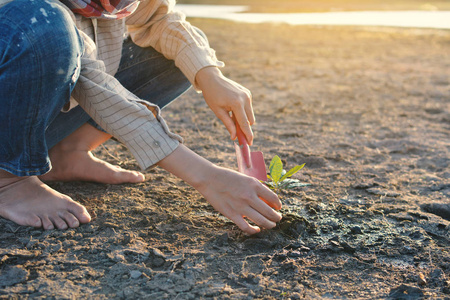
[51,123,112,153]
[0,170,28,188]
[50,133,94,152]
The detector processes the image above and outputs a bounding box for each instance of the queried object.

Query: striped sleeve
[125,0,224,90]
[72,31,182,170]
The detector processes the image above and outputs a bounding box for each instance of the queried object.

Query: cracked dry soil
[1,19,449,299]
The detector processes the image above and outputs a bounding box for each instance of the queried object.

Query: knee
[32,0,84,62]
[0,0,84,68]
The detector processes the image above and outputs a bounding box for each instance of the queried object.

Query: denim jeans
[0,0,192,177]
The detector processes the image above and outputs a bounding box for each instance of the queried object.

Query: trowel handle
[235,121,252,168]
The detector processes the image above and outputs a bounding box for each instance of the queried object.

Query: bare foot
[0,175,91,230]
[40,123,145,184]
[40,150,146,184]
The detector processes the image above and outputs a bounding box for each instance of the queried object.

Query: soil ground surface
[1,16,450,300]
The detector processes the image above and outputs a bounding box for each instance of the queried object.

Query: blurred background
[177,0,450,13]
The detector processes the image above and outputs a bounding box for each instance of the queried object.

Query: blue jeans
[0,0,192,177]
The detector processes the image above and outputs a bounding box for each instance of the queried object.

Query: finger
[257,183,282,210]
[244,179,282,222]
[244,183,282,222]
[251,199,282,223]
[244,206,278,230]
[216,109,236,140]
[233,109,254,145]
[243,90,256,125]
[229,213,261,235]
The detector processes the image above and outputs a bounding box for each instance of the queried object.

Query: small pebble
[418,272,427,286]
[130,270,142,279]
[350,226,363,234]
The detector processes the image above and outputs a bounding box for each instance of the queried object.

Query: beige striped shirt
[0,0,224,170]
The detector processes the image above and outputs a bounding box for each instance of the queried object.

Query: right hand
[195,67,255,145]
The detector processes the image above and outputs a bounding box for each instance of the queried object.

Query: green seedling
[264,155,308,194]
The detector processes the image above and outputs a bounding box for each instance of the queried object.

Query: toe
[130,171,145,183]
[41,216,54,230]
[28,214,43,228]
[110,169,144,184]
[51,215,68,230]
[61,211,80,228]
[13,213,42,228]
[68,202,91,224]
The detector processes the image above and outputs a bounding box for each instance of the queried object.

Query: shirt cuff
[119,116,181,170]
[175,44,225,92]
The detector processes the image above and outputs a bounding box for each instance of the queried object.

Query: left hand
[195,67,255,145]
[157,144,282,235]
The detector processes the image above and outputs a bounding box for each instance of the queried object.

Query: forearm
[156,144,215,190]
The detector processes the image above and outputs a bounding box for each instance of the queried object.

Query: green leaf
[268,155,279,173]
[280,163,305,182]
[269,156,283,183]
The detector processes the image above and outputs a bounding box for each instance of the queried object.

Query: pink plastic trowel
[234,121,267,181]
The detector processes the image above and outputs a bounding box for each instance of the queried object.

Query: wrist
[157,144,217,190]
[195,66,222,89]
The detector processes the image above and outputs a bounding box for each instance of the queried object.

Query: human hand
[195,165,282,235]
[158,145,282,235]
[195,67,255,145]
